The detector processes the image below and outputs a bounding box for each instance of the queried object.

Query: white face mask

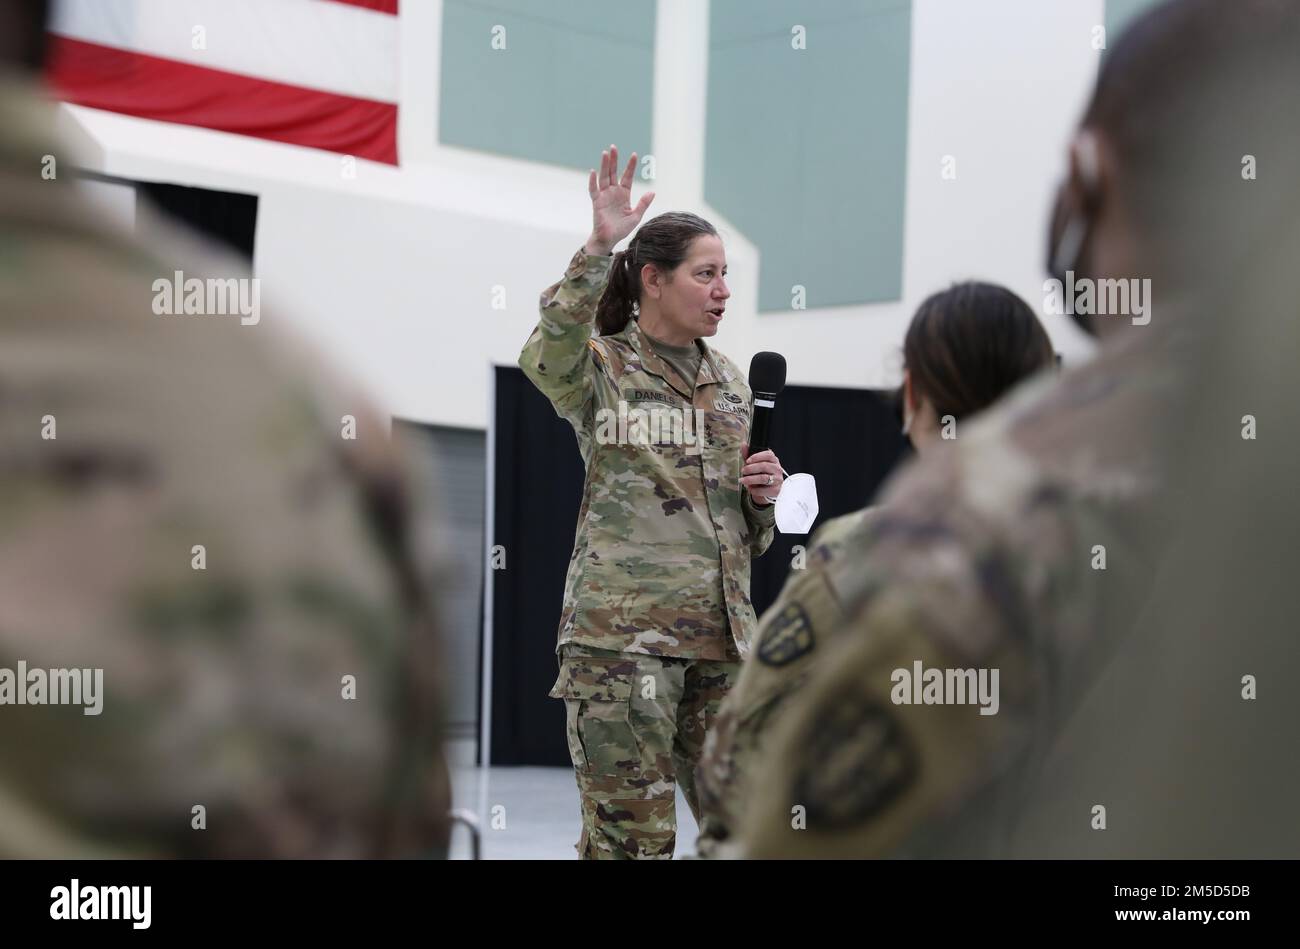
[775,473,819,535]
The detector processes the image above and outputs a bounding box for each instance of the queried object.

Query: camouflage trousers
[549,644,740,859]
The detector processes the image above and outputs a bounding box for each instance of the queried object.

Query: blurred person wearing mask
[737,0,1300,858]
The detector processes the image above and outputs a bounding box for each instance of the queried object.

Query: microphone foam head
[749,351,787,396]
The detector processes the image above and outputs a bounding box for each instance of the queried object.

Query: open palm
[587,145,655,254]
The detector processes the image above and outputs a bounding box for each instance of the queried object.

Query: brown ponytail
[595,247,638,337]
[594,211,718,336]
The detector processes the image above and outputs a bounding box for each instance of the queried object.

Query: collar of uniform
[625,318,692,399]
[695,340,731,387]
[625,319,731,398]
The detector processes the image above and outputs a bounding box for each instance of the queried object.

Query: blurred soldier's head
[1048,0,1300,337]
[0,0,48,73]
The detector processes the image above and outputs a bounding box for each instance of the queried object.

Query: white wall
[60,0,1104,430]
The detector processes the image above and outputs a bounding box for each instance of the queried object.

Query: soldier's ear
[640,262,663,299]
[902,368,918,412]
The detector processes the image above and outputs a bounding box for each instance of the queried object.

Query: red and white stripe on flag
[45,0,401,165]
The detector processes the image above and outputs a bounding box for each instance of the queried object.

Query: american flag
[45,0,400,165]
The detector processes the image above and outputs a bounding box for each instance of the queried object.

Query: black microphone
[747,351,786,455]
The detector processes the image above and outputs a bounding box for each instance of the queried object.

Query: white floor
[446,742,700,860]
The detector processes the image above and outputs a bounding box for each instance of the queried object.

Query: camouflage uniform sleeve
[734,504,1036,859]
[518,247,613,430]
[742,491,777,557]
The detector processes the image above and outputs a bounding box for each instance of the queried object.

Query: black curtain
[137,181,258,263]
[489,366,911,766]
[749,383,912,616]
[488,368,588,766]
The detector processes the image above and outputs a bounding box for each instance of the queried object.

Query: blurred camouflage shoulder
[737,321,1191,858]
[695,506,874,854]
[0,80,451,858]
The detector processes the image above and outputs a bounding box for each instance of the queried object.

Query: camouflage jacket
[736,323,1187,858]
[0,79,450,858]
[520,247,776,661]
[696,507,871,853]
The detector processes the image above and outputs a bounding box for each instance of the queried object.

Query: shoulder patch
[793,692,917,829]
[757,602,816,667]
[589,336,631,375]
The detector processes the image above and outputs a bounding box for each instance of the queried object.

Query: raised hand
[585,145,655,256]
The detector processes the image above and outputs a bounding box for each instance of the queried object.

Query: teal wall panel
[439,0,655,170]
[706,0,912,311]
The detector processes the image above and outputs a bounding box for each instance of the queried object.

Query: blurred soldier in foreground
[739,0,1300,858]
[0,1,451,858]
[695,283,1055,855]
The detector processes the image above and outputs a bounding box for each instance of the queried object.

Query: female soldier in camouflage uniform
[695,282,1055,855]
[520,146,784,859]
